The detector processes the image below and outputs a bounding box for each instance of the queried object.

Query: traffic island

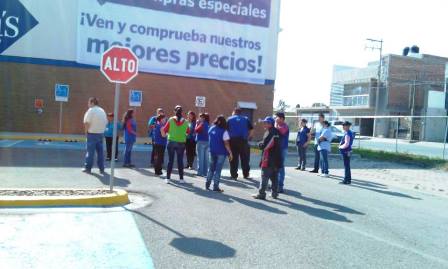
[0,189,130,207]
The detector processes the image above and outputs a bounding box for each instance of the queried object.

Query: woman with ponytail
[161,105,189,184]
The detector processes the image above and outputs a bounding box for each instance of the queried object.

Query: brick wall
[0,62,274,139]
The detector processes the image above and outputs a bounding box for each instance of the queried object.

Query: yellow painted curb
[0,189,130,207]
[0,136,84,142]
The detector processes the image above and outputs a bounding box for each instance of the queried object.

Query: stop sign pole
[100,46,139,192]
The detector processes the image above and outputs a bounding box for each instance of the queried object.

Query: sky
[274,0,448,109]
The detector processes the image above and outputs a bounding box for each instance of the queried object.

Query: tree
[275,99,290,112]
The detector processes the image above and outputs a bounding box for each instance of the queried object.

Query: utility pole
[366,38,383,137]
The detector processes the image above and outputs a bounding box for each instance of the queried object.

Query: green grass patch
[353,148,448,170]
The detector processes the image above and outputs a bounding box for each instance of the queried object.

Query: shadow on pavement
[171,182,288,215]
[329,176,421,200]
[91,172,131,187]
[284,189,364,215]
[273,198,353,223]
[128,209,236,259]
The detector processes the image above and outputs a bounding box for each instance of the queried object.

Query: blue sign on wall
[55,84,69,102]
[129,90,142,107]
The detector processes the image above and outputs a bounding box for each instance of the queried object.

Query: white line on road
[0,140,23,148]
[184,172,448,267]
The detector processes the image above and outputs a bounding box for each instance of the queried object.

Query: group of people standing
[82,97,354,201]
[147,106,255,192]
[296,113,354,185]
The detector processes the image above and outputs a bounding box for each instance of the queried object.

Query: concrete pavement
[1,145,448,268]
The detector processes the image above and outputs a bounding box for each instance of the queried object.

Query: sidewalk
[0,132,151,144]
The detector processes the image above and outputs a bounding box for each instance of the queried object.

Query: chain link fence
[285,115,448,160]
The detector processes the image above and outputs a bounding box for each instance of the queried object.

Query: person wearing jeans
[310,113,325,173]
[162,105,189,184]
[123,109,137,168]
[339,121,354,184]
[195,113,210,177]
[206,115,233,192]
[275,112,289,193]
[83,97,108,174]
[317,121,332,177]
[85,133,105,173]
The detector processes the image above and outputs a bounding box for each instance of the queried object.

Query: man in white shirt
[83,97,108,174]
[310,113,325,173]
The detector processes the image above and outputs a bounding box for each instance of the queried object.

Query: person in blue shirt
[185,111,197,169]
[295,118,311,171]
[339,121,355,184]
[195,113,210,177]
[310,113,325,173]
[207,115,233,192]
[123,109,137,168]
[317,121,333,177]
[153,112,168,176]
[148,108,164,167]
[227,108,254,180]
[104,113,122,161]
[275,112,289,193]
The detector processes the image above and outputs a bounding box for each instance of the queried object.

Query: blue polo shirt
[227,115,252,139]
[296,126,310,146]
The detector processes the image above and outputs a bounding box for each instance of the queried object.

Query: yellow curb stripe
[0,189,129,207]
[0,136,83,142]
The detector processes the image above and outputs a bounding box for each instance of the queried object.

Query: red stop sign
[100,46,139,84]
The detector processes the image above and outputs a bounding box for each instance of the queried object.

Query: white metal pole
[395,117,399,153]
[110,83,121,192]
[443,117,448,160]
[59,102,63,134]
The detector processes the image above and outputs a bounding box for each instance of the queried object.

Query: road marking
[0,208,154,269]
[0,140,23,148]
[184,172,448,266]
[331,221,448,266]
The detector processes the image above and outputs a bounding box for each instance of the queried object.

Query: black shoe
[231,177,238,181]
[270,193,279,199]
[295,167,301,170]
[342,179,351,185]
[278,189,284,194]
[252,194,266,200]
[301,167,306,171]
[309,170,319,173]
[213,188,224,193]
[82,168,91,174]
[155,171,163,176]
[99,170,105,175]
[205,182,211,190]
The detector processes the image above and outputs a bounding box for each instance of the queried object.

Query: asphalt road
[1,144,448,269]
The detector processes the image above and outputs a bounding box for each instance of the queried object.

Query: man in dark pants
[227,108,254,180]
[253,117,281,200]
[310,113,325,173]
[148,108,164,166]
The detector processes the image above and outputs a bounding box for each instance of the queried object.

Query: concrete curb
[0,189,130,207]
